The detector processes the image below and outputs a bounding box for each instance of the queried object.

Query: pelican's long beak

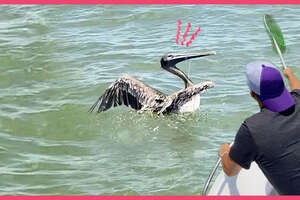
[161,51,216,68]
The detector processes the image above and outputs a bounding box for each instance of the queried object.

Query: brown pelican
[89,51,216,114]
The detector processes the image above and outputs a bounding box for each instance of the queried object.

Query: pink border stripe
[0,0,300,3]
[1,196,300,200]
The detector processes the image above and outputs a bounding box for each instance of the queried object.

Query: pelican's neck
[164,66,193,88]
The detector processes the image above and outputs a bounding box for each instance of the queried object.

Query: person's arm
[283,67,300,90]
[219,122,257,176]
[219,143,242,176]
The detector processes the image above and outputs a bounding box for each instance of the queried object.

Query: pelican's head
[160,51,216,69]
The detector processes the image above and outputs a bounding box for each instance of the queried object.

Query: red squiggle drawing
[181,22,191,46]
[186,26,200,47]
[176,20,182,44]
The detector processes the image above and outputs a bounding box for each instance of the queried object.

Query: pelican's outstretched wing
[89,75,167,113]
[166,81,214,112]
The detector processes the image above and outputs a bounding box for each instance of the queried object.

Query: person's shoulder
[244,111,268,129]
[245,111,265,122]
[290,89,300,105]
[291,89,300,97]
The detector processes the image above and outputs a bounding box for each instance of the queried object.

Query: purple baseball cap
[246,61,294,112]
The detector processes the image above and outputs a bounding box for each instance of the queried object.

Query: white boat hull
[208,162,278,195]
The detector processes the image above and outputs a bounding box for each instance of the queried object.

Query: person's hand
[283,67,300,90]
[283,67,294,79]
[219,143,230,158]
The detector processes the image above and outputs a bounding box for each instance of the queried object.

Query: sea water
[0,5,300,195]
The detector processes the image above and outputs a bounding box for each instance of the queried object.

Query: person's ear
[250,90,256,98]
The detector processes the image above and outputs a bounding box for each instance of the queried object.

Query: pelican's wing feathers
[89,75,167,113]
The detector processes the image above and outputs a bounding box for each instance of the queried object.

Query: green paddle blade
[264,14,286,54]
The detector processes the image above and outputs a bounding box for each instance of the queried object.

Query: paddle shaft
[272,36,287,69]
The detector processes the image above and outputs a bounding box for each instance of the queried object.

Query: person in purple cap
[218,61,300,195]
